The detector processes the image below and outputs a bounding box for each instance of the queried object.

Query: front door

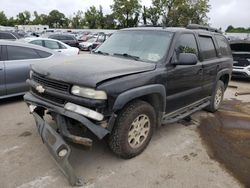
[0,46,5,97]
[165,33,203,113]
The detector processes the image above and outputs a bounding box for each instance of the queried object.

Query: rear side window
[44,40,60,49]
[36,50,52,58]
[175,34,198,56]
[199,36,217,60]
[215,35,231,56]
[30,40,43,47]
[7,46,41,60]
[49,35,61,40]
[0,32,16,40]
[63,35,74,40]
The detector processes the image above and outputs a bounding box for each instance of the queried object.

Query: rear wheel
[205,80,225,112]
[109,100,156,159]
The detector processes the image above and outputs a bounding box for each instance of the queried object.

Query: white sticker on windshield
[147,53,161,61]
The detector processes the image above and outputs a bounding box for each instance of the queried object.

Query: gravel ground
[0,79,249,188]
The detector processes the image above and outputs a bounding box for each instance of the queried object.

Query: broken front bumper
[24,92,110,186]
[32,112,83,186]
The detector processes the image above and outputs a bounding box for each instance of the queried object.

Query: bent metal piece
[235,92,250,96]
[32,112,84,186]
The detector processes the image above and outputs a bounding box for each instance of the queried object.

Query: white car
[21,37,79,56]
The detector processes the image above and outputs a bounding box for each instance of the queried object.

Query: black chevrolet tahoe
[24,24,233,186]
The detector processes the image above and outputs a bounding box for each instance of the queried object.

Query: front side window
[97,30,174,63]
[175,34,198,56]
[7,46,40,60]
[199,36,217,60]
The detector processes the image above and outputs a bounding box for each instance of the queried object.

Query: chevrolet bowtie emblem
[36,85,45,93]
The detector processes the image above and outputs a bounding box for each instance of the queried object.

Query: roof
[121,26,223,35]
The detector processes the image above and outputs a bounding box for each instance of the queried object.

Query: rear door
[0,45,6,97]
[5,45,43,95]
[198,35,220,96]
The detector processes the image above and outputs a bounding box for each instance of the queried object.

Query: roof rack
[187,24,223,34]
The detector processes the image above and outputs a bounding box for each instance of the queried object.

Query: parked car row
[0,30,113,51]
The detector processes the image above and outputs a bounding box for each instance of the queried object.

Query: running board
[162,98,210,124]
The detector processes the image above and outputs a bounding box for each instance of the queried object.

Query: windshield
[97,30,173,63]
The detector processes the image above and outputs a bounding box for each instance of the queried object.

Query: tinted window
[0,32,16,39]
[30,40,43,47]
[63,35,74,40]
[7,46,40,60]
[175,34,198,56]
[44,40,60,49]
[199,36,217,60]
[49,35,61,40]
[215,35,231,56]
[36,50,52,58]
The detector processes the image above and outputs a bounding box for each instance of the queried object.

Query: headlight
[71,85,107,100]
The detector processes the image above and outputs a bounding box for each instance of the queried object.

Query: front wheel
[108,100,156,159]
[205,80,225,112]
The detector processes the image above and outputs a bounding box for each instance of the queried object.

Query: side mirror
[174,53,198,65]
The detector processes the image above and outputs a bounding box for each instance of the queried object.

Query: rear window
[199,36,217,60]
[7,46,41,60]
[215,35,231,56]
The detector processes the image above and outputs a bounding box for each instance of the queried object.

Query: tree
[104,14,116,29]
[0,11,8,26]
[71,10,85,29]
[146,0,164,26]
[7,17,17,26]
[16,11,31,25]
[97,6,105,29]
[85,6,99,29]
[165,0,210,27]
[47,10,68,28]
[111,0,141,28]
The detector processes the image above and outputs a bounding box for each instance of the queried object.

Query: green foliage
[0,0,211,29]
[111,0,141,28]
[70,10,85,29]
[0,11,8,26]
[226,25,250,33]
[47,10,68,28]
[17,11,31,25]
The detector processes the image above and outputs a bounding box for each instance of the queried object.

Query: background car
[0,40,60,99]
[230,40,250,78]
[0,31,23,40]
[79,33,107,51]
[22,37,79,56]
[48,34,79,48]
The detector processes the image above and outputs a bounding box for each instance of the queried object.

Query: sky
[1,0,250,30]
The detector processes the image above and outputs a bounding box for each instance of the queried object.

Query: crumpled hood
[32,54,156,88]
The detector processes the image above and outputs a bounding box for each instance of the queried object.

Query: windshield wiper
[93,50,109,55]
[113,53,140,61]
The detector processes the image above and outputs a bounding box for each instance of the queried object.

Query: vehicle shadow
[0,95,24,105]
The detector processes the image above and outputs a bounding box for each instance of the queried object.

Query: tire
[109,100,156,159]
[205,80,225,112]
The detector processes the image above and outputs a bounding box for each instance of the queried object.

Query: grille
[32,88,65,105]
[32,73,70,92]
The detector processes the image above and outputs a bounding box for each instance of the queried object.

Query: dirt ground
[0,78,249,188]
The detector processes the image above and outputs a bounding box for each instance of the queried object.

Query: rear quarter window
[215,35,231,56]
[199,36,217,60]
[36,50,52,58]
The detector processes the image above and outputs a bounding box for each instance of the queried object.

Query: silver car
[0,40,60,99]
